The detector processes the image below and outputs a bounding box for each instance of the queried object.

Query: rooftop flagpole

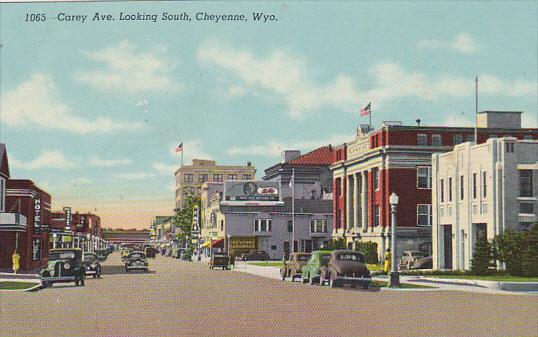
[290,168,295,254]
[475,76,478,143]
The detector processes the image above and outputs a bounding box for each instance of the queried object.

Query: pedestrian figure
[383,248,392,274]
[12,250,20,275]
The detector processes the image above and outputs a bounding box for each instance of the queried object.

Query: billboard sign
[222,181,282,205]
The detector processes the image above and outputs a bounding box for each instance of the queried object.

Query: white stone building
[432,137,537,270]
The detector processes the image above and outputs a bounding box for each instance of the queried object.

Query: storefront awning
[211,239,224,248]
[200,241,211,248]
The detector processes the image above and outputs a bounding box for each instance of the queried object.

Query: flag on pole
[360,102,371,116]
[175,142,183,153]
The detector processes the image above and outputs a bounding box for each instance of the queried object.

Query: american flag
[360,102,371,116]
[175,142,183,153]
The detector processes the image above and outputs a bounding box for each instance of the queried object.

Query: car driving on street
[83,252,102,278]
[125,251,149,273]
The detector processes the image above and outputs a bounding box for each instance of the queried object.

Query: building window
[481,202,488,214]
[489,134,498,139]
[473,173,477,199]
[432,134,442,146]
[520,203,535,215]
[440,179,445,203]
[453,134,464,145]
[417,134,428,146]
[417,166,432,189]
[523,135,534,140]
[439,207,444,217]
[373,168,380,190]
[242,174,252,180]
[447,206,452,217]
[374,206,380,226]
[227,174,238,181]
[460,175,465,200]
[310,220,328,233]
[417,204,432,226]
[448,177,453,202]
[482,171,487,198]
[287,220,293,232]
[0,178,4,212]
[198,174,208,183]
[220,220,224,231]
[472,204,478,215]
[505,142,515,153]
[519,170,533,197]
[184,173,193,183]
[466,134,475,143]
[213,174,223,182]
[254,219,272,232]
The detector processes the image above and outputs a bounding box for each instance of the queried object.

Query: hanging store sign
[34,197,41,228]
[64,207,72,230]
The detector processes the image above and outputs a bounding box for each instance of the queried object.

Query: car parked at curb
[280,252,311,282]
[125,251,149,273]
[400,251,429,269]
[40,248,86,287]
[319,250,371,289]
[83,252,102,278]
[241,250,269,261]
[301,250,331,285]
[412,255,433,269]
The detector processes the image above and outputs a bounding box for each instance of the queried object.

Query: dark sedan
[83,252,102,278]
[320,250,371,289]
[125,251,149,273]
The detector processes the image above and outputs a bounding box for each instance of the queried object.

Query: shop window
[32,238,42,261]
[228,174,238,181]
[417,166,432,189]
[417,204,432,226]
[242,174,252,180]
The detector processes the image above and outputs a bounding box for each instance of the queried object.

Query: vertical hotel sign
[34,196,41,228]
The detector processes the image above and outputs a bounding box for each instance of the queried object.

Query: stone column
[361,171,368,232]
[345,175,352,232]
[353,173,359,229]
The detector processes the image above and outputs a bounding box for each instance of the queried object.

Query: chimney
[247,161,251,167]
[282,150,301,163]
[416,119,421,127]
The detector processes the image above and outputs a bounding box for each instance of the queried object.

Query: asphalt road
[1,253,537,337]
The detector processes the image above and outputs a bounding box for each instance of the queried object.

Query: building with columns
[432,138,537,270]
[331,111,537,261]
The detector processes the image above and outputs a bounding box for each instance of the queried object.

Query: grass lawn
[426,275,538,282]
[0,281,39,290]
[371,280,437,289]
[248,262,385,271]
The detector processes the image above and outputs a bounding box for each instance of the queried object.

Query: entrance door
[283,241,290,260]
[443,225,453,269]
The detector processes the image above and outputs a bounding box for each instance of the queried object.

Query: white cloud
[152,162,178,176]
[227,134,351,157]
[198,42,360,118]
[113,172,155,180]
[168,140,212,164]
[418,33,478,54]
[10,150,75,170]
[74,40,181,94]
[228,85,246,97]
[89,155,132,167]
[70,177,93,186]
[1,73,142,133]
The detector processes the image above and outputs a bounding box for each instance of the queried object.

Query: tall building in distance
[175,159,256,209]
[432,137,537,271]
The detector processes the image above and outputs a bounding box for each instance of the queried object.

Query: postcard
[0,1,537,336]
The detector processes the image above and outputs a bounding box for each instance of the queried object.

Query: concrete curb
[413,277,538,291]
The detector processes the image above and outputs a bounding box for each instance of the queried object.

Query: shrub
[522,223,538,277]
[327,239,346,250]
[355,241,379,264]
[494,230,524,276]
[471,237,494,276]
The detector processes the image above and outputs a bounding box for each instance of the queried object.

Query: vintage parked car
[124,251,149,273]
[40,248,86,287]
[400,251,429,269]
[320,250,371,289]
[83,252,102,278]
[412,255,433,269]
[280,252,311,282]
[121,248,133,262]
[95,249,108,261]
[144,246,157,258]
[209,253,230,270]
[171,248,182,259]
[242,250,269,261]
[301,250,332,284]
[180,250,192,261]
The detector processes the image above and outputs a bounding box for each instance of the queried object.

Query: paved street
[1,253,537,337]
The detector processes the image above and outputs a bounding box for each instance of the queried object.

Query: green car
[301,250,332,285]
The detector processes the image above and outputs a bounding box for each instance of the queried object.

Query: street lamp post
[389,193,400,287]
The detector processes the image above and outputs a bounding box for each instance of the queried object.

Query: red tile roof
[286,146,335,166]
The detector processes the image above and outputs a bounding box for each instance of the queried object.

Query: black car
[83,252,102,278]
[125,251,149,273]
[40,248,86,287]
[95,249,108,261]
[242,250,269,261]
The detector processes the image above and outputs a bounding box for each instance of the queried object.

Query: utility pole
[474,76,478,143]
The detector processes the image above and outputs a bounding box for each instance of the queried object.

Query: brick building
[331,111,537,261]
[50,210,102,250]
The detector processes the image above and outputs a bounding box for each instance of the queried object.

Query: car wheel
[81,279,85,286]
[329,277,337,288]
[93,274,97,278]
[75,279,80,286]
[302,274,309,284]
[362,282,369,290]
[126,268,129,273]
[309,276,315,285]
[281,270,286,281]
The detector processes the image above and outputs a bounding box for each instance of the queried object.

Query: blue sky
[1,1,536,229]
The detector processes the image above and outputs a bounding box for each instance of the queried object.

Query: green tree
[173,196,199,244]
[522,222,538,277]
[471,237,494,276]
[494,230,524,276]
[327,239,346,250]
